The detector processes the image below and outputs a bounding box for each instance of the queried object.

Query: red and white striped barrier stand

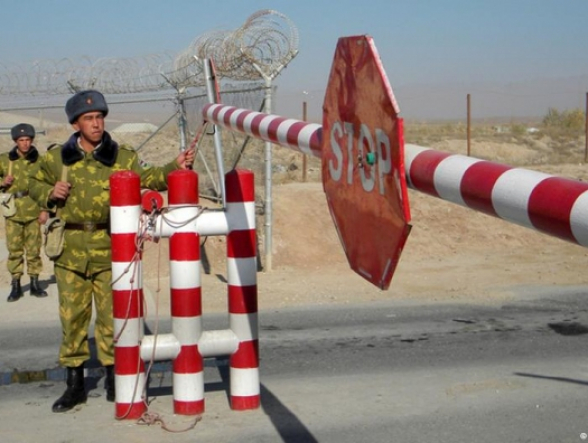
[110,168,259,419]
[225,170,259,410]
[110,171,147,419]
[167,170,204,415]
[203,103,588,249]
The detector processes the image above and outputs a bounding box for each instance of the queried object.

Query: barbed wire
[0,9,298,96]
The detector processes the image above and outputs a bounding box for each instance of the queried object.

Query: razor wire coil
[0,9,298,97]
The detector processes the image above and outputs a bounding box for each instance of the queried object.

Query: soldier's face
[73,112,105,145]
[15,137,32,154]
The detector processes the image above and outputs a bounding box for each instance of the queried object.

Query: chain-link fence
[0,82,277,180]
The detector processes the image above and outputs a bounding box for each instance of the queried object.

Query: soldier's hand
[2,175,14,187]
[176,147,195,170]
[50,181,71,201]
[38,211,50,225]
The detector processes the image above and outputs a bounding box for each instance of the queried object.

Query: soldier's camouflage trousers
[5,218,43,278]
[54,266,114,368]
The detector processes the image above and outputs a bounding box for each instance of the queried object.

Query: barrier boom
[203,103,322,158]
[405,145,588,247]
[204,101,588,248]
[203,34,588,291]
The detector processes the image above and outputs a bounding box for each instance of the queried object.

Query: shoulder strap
[46,144,68,214]
[8,160,13,177]
[46,144,68,183]
[54,164,69,215]
[61,165,68,182]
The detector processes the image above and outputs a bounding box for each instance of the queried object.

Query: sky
[1,0,588,121]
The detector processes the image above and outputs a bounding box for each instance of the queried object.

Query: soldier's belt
[13,191,29,198]
[64,222,109,232]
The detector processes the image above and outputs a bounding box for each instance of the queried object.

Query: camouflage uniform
[0,146,45,279]
[29,131,178,367]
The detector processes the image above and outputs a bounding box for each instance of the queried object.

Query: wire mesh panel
[183,84,268,196]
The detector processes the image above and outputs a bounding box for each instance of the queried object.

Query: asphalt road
[1,285,588,442]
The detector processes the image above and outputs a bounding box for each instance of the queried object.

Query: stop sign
[322,35,411,290]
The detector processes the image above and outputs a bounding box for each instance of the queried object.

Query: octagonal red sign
[322,35,411,290]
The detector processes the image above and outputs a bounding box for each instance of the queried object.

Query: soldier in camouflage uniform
[0,123,49,302]
[29,90,195,413]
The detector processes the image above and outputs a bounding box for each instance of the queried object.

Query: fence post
[467,93,471,157]
[584,92,588,163]
[302,100,308,182]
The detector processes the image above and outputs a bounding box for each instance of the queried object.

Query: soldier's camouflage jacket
[0,146,44,223]
[29,131,179,274]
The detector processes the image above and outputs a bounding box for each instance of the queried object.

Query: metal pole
[584,92,588,163]
[263,76,273,271]
[467,93,471,157]
[239,58,290,272]
[204,59,227,207]
[177,95,188,152]
[302,100,308,182]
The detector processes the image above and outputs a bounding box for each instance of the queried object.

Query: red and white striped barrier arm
[203,103,322,158]
[405,144,588,247]
[204,104,588,248]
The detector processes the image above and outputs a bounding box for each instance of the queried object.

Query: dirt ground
[1,138,587,312]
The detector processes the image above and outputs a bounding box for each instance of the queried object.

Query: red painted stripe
[225,169,255,203]
[231,395,260,410]
[230,340,259,368]
[141,190,164,212]
[222,106,237,126]
[266,117,286,144]
[170,232,200,260]
[309,127,322,157]
[227,230,256,257]
[168,170,198,205]
[408,150,451,197]
[228,285,258,313]
[115,402,146,419]
[285,121,306,147]
[174,399,205,415]
[113,289,143,318]
[173,345,203,373]
[110,171,141,206]
[250,114,265,139]
[461,161,511,217]
[211,105,223,124]
[171,287,202,317]
[114,346,144,374]
[235,109,249,132]
[111,233,138,262]
[528,176,588,242]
